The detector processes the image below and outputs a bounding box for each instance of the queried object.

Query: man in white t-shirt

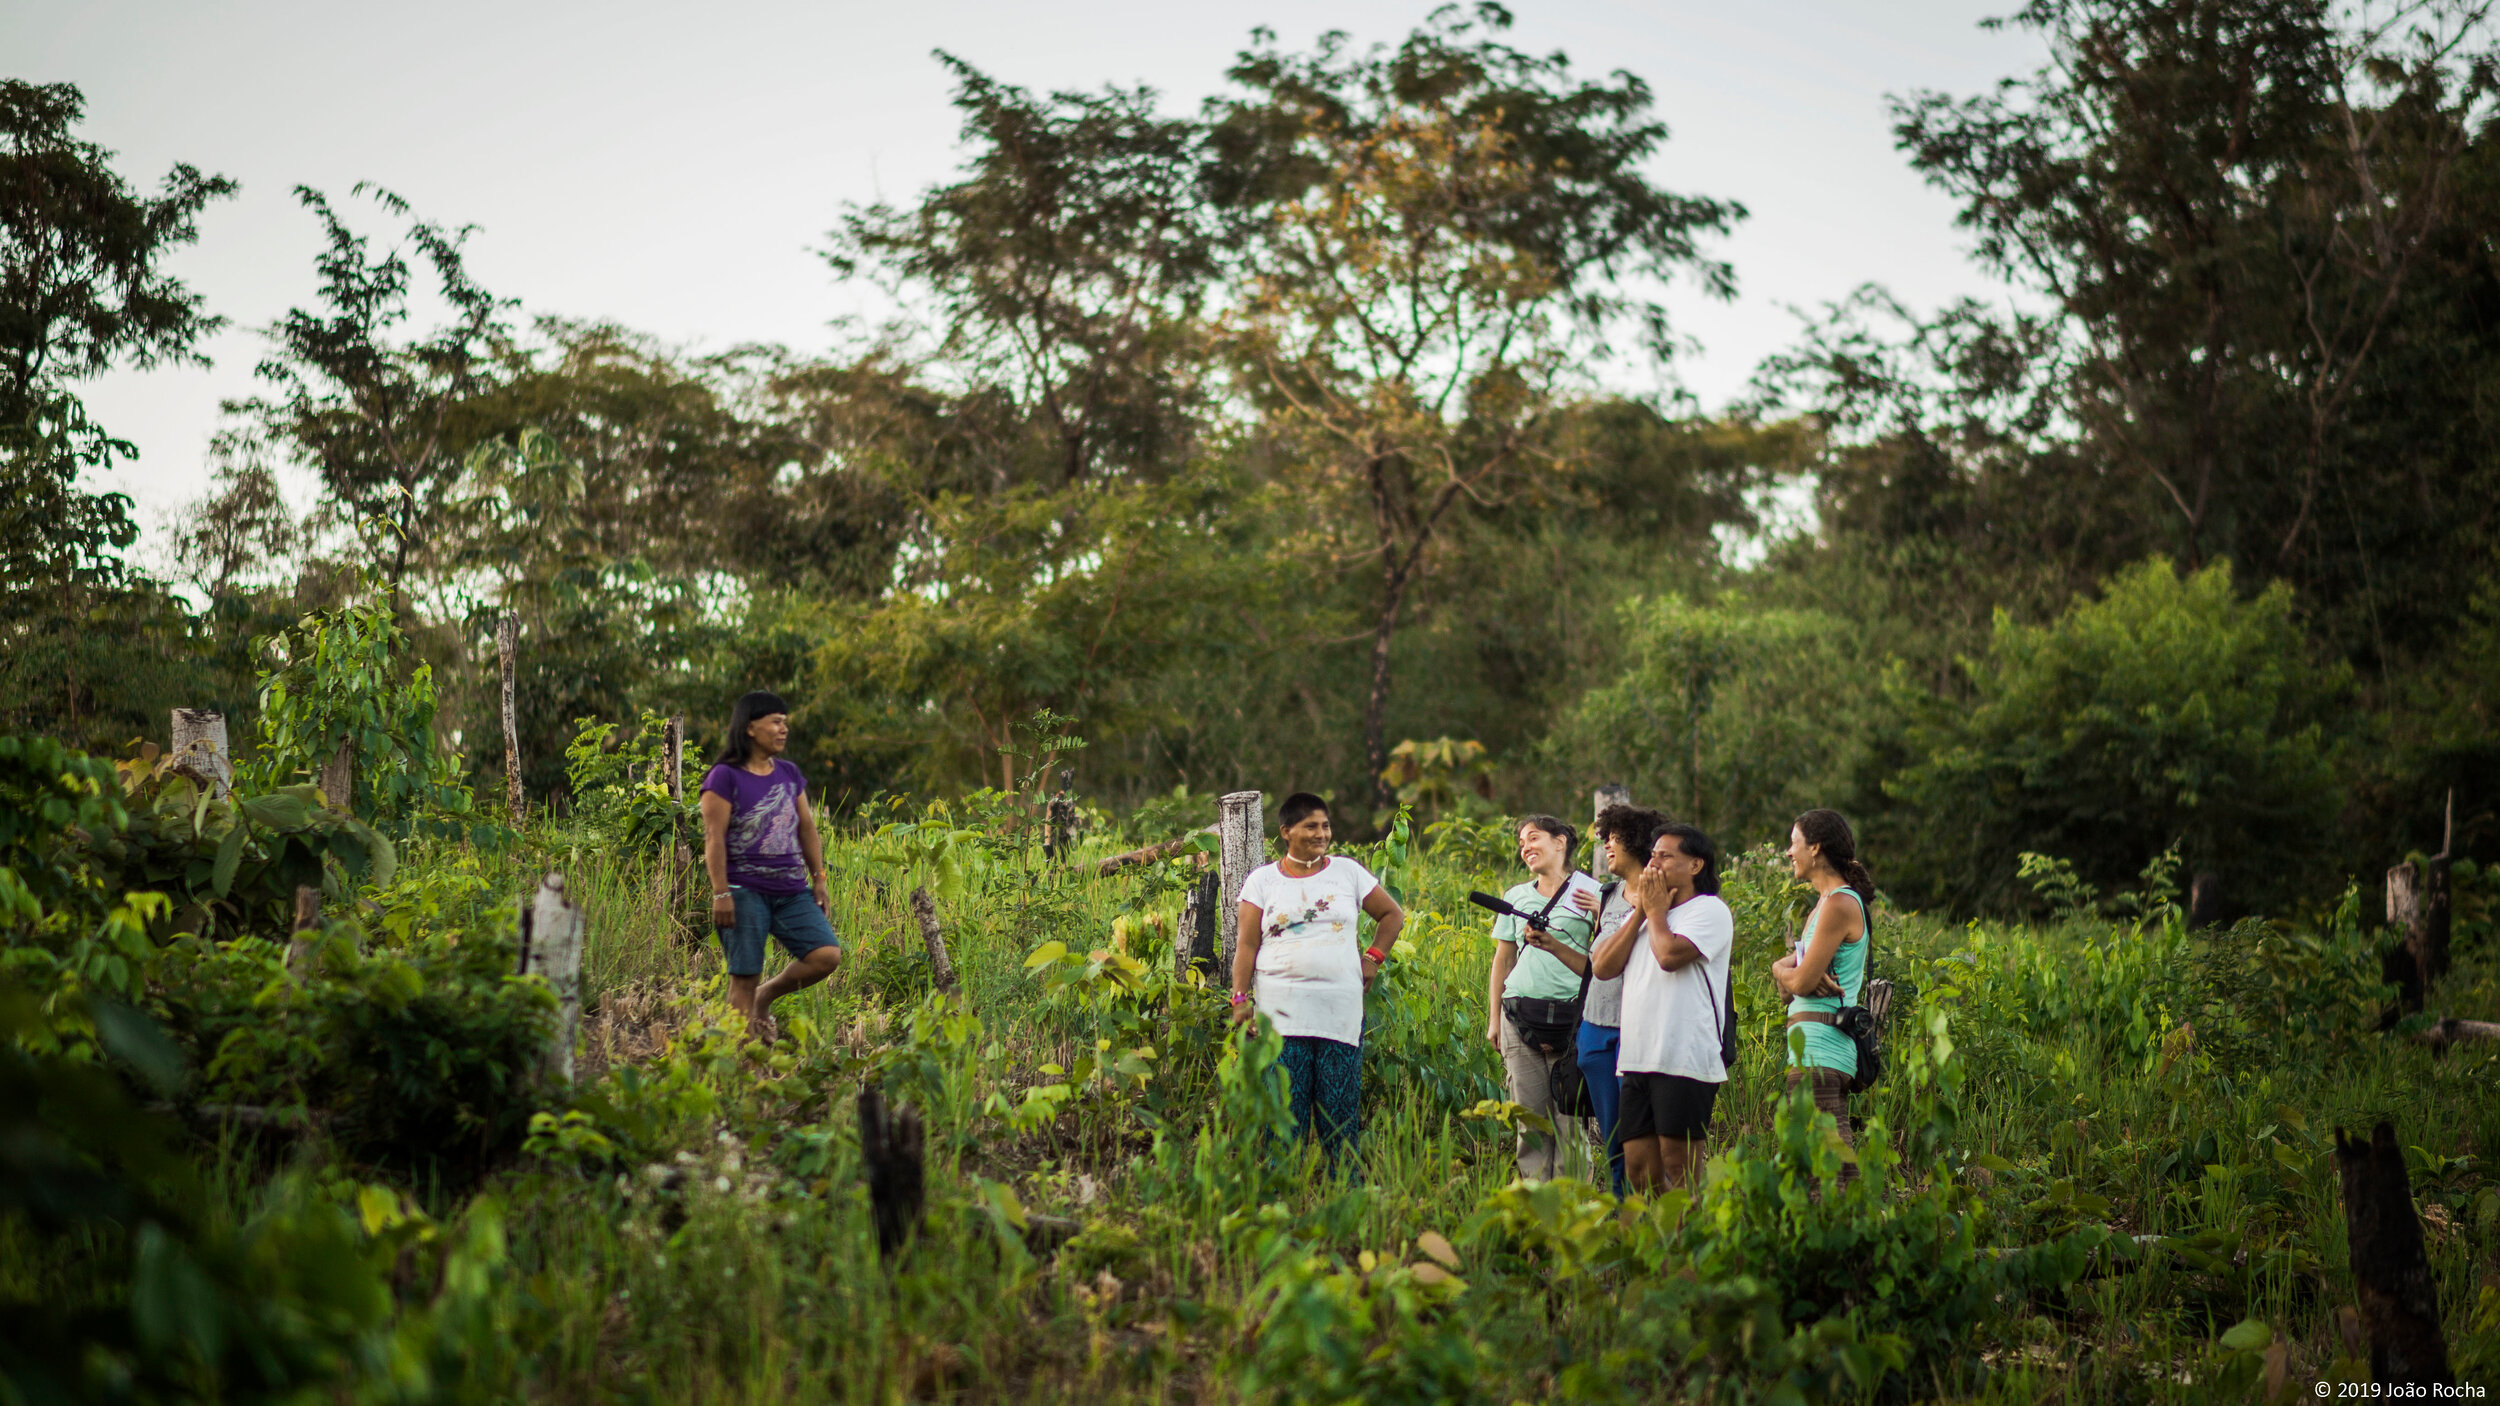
[1233,792,1406,1170]
[1588,822,1733,1195]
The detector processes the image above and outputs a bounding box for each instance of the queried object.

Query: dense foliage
[4,6,2500,1392]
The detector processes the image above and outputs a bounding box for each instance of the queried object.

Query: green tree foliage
[1890,558,2354,911]
[242,593,483,838]
[0,80,234,424]
[1211,3,1744,805]
[0,81,235,752]
[235,185,511,592]
[1548,592,1865,847]
[1891,0,2500,664]
[830,57,1217,489]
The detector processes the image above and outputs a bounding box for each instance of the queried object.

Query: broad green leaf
[211,822,247,898]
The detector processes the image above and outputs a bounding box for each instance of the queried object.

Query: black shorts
[1615,1072,1719,1143]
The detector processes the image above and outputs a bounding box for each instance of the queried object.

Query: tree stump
[909,886,960,997]
[170,709,231,797]
[2333,1121,2451,1386]
[1217,791,1263,979]
[518,874,585,1085]
[860,1085,925,1260]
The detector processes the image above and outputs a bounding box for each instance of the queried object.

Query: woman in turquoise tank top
[1770,808,1876,1176]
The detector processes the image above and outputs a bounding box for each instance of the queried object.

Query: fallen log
[2407,1017,2500,1048]
[1093,826,1214,877]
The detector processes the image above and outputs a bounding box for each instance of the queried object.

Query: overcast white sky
[7,0,2046,558]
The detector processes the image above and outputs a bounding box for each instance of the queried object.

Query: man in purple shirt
[701,690,840,1042]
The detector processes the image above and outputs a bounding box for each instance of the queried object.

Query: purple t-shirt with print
[702,758,809,894]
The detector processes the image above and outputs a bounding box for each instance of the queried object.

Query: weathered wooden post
[859,1085,925,1260]
[498,615,523,826]
[1044,769,1077,862]
[1217,791,1263,979]
[2388,790,2456,986]
[1177,869,1220,980]
[659,713,689,915]
[908,886,960,998]
[285,885,321,974]
[170,709,232,797]
[1591,783,1630,828]
[518,873,585,1085]
[318,736,354,815]
[2334,1120,2452,1386]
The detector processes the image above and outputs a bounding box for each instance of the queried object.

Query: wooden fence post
[659,714,689,915]
[518,873,585,1085]
[171,709,232,797]
[859,1084,925,1260]
[909,886,961,998]
[1045,770,1077,862]
[2334,1121,2452,1386]
[498,615,523,827]
[285,885,320,974]
[1217,790,1263,979]
[1591,783,1630,828]
[1178,869,1219,980]
[319,736,354,816]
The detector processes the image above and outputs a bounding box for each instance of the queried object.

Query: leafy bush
[1547,591,1869,848]
[562,709,692,850]
[159,856,555,1184]
[241,593,490,841]
[1889,558,2353,913]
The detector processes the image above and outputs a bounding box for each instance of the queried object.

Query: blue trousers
[1277,1035,1362,1170]
[1576,1022,1627,1195]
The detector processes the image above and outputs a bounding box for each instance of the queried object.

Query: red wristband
[1365,946,1387,964]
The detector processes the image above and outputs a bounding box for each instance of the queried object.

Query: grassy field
[11,787,2497,1403]
[476,799,2500,1404]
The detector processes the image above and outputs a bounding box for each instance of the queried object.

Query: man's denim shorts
[717,886,841,977]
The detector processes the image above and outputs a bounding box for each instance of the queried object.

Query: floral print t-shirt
[1237,856,1381,1047]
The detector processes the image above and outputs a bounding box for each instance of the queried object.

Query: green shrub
[1890,558,2353,913]
[161,856,555,1185]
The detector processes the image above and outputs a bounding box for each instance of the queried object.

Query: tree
[0,80,233,747]
[830,58,1218,492]
[0,80,234,426]
[1889,557,2354,913]
[1893,0,2500,660]
[1211,4,1743,808]
[1548,592,1864,847]
[235,186,511,596]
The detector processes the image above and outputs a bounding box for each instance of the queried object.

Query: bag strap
[1699,959,1727,1058]
[1573,881,1618,1003]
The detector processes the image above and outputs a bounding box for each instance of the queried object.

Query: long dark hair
[1795,808,1876,907]
[715,690,791,767]
[1656,822,1720,896]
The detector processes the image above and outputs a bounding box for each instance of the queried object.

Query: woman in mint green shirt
[1485,814,1603,1180]
[1770,808,1874,1176]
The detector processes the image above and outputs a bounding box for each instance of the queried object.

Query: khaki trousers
[1500,1014,1578,1180]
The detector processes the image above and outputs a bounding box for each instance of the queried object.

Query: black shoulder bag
[1497,879,1586,1057]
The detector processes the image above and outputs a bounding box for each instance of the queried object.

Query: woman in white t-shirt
[1589,822,1733,1195]
[1232,792,1405,1170]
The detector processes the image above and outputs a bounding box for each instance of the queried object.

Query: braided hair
[1795,808,1876,909]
